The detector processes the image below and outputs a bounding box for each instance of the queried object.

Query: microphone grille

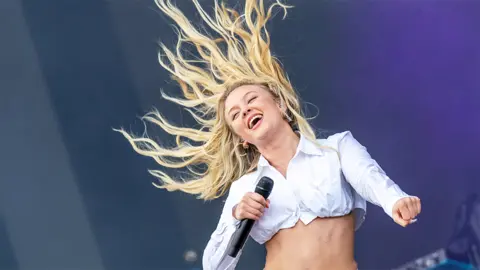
[255,176,274,198]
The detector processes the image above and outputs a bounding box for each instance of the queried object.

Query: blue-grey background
[1,0,479,269]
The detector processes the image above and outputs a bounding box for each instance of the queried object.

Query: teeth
[249,115,262,129]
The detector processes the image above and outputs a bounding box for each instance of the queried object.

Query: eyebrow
[227,91,256,117]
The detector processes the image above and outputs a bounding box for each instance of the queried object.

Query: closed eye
[232,112,239,120]
[248,96,257,103]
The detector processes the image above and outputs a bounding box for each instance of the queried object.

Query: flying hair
[115,0,320,200]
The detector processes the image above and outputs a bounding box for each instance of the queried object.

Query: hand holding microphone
[233,192,270,221]
[227,177,274,257]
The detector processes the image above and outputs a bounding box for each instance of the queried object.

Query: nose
[242,108,251,118]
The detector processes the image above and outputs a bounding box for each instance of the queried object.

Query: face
[224,84,286,146]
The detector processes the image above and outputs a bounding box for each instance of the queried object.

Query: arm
[335,131,415,221]
[202,182,243,270]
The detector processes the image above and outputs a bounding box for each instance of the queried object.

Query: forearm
[350,164,411,217]
[336,131,412,217]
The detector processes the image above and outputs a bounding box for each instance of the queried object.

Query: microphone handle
[227,219,255,257]
[225,176,274,258]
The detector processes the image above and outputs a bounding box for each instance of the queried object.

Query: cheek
[264,103,282,120]
[261,99,280,114]
[230,121,245,135]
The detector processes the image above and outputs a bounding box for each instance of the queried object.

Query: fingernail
[410,219,417,224]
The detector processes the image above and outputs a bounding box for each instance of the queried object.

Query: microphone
[226,176,274,257]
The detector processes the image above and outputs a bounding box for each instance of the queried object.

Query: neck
[256,125,300,169]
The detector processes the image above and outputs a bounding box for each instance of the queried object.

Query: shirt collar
[257,133,324,167]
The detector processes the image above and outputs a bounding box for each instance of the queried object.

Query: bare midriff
[264,213,357,270]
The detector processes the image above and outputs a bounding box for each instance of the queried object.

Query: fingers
[393,196,422,227]
[241,205,263,220]
[236,204,263,220]
[392,212,409,227]
[399,200,413,220]
[246,192,268,208]
[414,196,421,215]
[404,196,421,219]
[244,199,265,213]
[235,192,269,220]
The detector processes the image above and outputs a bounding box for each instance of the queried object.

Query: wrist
[232,204,239,220]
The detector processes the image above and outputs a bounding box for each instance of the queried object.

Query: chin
[250,121,277,142]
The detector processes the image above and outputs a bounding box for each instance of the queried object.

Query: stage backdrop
[0,0,479,269]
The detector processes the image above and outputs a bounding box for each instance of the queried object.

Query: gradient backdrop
[1,0,479,269]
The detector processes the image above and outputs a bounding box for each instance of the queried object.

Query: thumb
[393,211,409,227]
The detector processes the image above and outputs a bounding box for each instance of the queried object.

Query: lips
[247,113,263,129]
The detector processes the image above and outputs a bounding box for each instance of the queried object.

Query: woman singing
[116,0,422,269]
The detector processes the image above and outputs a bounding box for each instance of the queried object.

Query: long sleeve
[335,131,411,218]
[202,181,244,270]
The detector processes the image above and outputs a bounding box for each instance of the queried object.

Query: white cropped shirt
[202,131,411,270]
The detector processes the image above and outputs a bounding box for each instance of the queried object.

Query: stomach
[264,213,357,270]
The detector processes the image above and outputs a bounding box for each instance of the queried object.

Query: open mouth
[248,114,263,130]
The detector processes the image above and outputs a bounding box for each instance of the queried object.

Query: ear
[239,137,249,144]
[242,140,249,149]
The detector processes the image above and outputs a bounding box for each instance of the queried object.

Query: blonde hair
[115,0,318,200]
